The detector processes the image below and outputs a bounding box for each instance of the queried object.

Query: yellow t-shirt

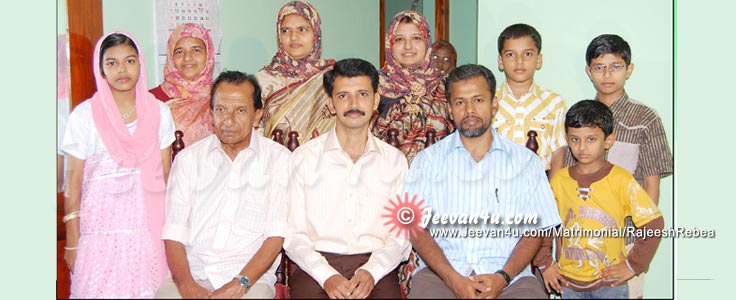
[550,164,662,282]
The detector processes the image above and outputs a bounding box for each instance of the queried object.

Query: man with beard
[403,64,561,299]
[284,58,410,299]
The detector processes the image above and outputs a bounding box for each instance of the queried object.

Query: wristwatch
[234,275,251,289]
[494,270,511,287]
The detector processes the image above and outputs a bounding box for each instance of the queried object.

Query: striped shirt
[404,130,561,285]
[493,82,567,169]
[564,92,673,244]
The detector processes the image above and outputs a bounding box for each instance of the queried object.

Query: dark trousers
[408,268,548,299]
[289,252,402,299]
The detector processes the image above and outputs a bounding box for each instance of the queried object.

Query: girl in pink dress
[61,31,175,298]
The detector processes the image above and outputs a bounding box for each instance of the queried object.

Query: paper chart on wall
[154,0,222,83]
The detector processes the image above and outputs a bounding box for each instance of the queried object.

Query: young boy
[540,100,664,299]
[566,34,674,298]
[494,23,567,175]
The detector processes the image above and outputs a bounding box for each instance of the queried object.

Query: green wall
[102,0,379,87]
[477,1,673,298]
[57,0,67,35]
[449,0,477,66]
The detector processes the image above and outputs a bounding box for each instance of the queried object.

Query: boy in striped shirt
[494,23,568,176]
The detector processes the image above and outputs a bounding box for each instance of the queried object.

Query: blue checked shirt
[403,130,561,284]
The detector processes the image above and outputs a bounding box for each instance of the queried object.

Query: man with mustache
[284,58,411,299]
[403,64,561,299]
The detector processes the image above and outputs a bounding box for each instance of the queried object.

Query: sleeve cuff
[60,146,86,160]
[265,220,287,238]
[625,258,637,275]
[358,262,384,286]
[161,224,189,243]
[312,263,341,288]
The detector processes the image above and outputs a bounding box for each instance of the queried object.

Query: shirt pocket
[529,119,553,134]
[235,174,270,234]
[358,169,401,221]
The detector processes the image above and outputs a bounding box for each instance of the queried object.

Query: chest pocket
[236,174,270,233]
[529,119,552,134]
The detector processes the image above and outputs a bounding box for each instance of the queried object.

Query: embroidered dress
[64,105,173,298]
[62,31,175,298]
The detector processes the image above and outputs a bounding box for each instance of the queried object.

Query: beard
[457,116,491,138]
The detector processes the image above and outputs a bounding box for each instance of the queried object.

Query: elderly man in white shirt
[155,71,291,299]
[284,58,411,299]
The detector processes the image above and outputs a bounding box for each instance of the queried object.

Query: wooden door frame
[67,0,103,110]
[434,0,449,42]
[59,2,102,298]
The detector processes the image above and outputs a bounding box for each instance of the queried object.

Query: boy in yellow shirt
[538,100,664,298]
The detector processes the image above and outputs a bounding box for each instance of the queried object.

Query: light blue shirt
[403,130,561,284]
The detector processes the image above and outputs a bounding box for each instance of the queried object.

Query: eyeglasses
[590,63,626,73]
[431,55,454,63]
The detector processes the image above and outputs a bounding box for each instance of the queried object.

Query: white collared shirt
[162,132,291,289]
[284,128,411,288]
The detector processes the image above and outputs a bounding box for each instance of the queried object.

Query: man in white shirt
[155,71,291,299]
[284,58,411,299]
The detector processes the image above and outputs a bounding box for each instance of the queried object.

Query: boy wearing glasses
[494,24,568,176]
[561,34,673,298]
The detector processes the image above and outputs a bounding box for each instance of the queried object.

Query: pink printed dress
[62,101,175,298]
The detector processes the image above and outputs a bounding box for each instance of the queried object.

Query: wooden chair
[388,128,437,299]
[271,129,300,299]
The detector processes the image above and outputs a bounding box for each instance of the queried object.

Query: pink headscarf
[161,23,215,145]
[162,23,215,99]
[262,0,333,80]
[380,10,441,99]
[90,31,168,284]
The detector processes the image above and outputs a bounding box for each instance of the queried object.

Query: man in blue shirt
[405,64,561,299]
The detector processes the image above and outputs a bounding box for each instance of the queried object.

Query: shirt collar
[501,81,539,100]
[322,127,380,157]
[207,129,262,158]
[446,128,511,157]
[604,90,629,112]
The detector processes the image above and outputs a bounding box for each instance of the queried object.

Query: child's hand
[601,259,635,286]
[541,262,567,294]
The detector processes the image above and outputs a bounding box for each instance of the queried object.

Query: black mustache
[462,116,481,123]
[343,109,366,117]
